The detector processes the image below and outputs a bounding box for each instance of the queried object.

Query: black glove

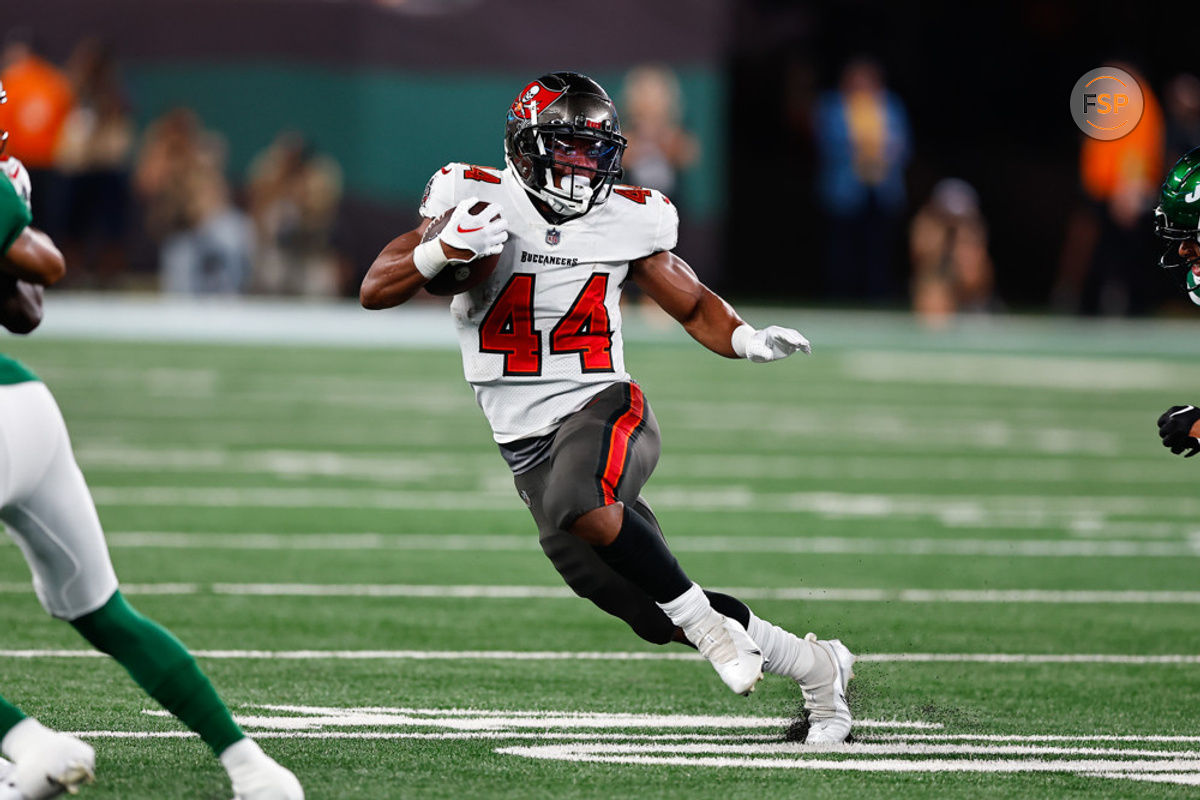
[1157,405,1200,457]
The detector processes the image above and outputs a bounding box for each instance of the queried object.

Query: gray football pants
[513,382,678,644]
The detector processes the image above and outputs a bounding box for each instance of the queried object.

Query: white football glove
[1,156,32,212]
[731,324,811,363]
[438,196,508,261]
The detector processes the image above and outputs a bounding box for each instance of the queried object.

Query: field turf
[0,307,1198,799]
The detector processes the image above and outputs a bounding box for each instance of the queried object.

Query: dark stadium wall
[5,0,733,286]
[119,63,726,217]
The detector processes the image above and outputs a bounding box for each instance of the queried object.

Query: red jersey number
[550,274,614,372]
[463,165,501,184]
[479,274,542,375]
[479,273,615,375]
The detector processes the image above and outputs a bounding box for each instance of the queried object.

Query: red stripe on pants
[600,384,645,504]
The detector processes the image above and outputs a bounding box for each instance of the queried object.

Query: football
[421,202,502,296]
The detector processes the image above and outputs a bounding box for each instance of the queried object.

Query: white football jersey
[420,162,678,443]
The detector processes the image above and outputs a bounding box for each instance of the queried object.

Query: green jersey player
[1154,147,1200,455]
[0,84,302,800]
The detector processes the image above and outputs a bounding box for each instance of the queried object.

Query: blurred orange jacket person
[1080,77,1164,203]
[0,52,74,168]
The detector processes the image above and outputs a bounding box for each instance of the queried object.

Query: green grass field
[1,308,1199,799]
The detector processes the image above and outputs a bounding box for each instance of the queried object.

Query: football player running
[0,84,302,800]
[1154,146,1200,456]
[361,71,854,744]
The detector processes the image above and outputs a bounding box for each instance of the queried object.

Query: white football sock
[656,582,714,631]
[747,612,832,685]
[220,737,264,774]
[0,718,48,761]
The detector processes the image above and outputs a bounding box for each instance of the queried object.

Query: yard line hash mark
[0,649,1196,664]
[67,705,1200,787]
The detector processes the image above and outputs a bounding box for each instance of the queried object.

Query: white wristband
[730,324,755,359]
[412,239,450,279]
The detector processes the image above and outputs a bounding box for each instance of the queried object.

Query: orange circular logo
[1070,67,1144,140]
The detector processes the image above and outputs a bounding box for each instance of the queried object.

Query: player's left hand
[732,324,811,363]
[1157,404,1200,457]
[0,156,32,212]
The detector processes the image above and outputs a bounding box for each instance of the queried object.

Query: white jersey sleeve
[648,190,680,254]
[419,163,462,219]
[606,185,678,259]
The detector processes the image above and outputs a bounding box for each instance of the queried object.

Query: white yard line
[77,445,1200,487]
[84,486,1200,524]
[2,582,1199,603]
[144,706,931,732]
[496,746,1200,774]
[51,530,1200,558]
[855,653,1200,664]
[57,693,1200,786]
[507,741,1200,758]
[1089,772,1200,785]
[2,582,1198,603]
[859,734,1200,743]
[0,649,1194,664]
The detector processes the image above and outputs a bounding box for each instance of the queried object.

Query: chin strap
[544,174,594,215]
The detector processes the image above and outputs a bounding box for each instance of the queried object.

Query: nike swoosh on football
[457,225,484,233]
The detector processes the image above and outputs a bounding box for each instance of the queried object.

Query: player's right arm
[0,157,64,287]
[0,158,59,333]
[359,217,438,309]
[360,165,507,309]
[359,205,505,309]
[2,226,66,287]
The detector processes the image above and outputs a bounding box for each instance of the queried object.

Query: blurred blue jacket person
[814,58,911,301]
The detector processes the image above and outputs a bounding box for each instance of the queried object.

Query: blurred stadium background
[2,0,1195,314]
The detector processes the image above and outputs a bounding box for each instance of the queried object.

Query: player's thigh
[0,382,118,620]
[542,382,662,530]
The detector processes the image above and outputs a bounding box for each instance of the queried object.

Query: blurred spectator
[56,37,134,287]
[133,108,253,295]
[813,57,911,303]
[1165,73,1200,164]
[0,30,74,237]
[909,179,995,328]
[1053,65,1163,316]
[620,65,699,196]
[245,132,344,296]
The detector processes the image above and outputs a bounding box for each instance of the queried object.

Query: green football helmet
[1155,146,1200,303]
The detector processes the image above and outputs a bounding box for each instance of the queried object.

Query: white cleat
[802,633,855,745]
[223,739,304,800]
[684,610,764,696]
[0,729,94,800]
